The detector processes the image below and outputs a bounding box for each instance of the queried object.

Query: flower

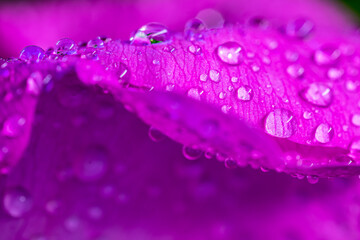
[0,0,360,239]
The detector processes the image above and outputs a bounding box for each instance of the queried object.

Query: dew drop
[87,38,104,48]
[73,146,108,182]
[19,46,45,63]
[182,146,202,160]
[284,51,299,62]
[216,41,244,65]
[130,23,170,45]
[314,123,334,143]
[184,18,206,41]
[314,46,340,66]
[196,8,224,29]
[27,71,43,95]
[264,109,297,138]
[286,64,304,78]
[351,114,360,127]
[224,158,237,169]
[188,44,202,55]
[251,65,260,72]
[209,69,220,82]
[302,111,313,120]
[284,18,314,38]
[236,85,254,101]
[349,138,360,159]
[148,127,165,142]
[199,73,208,82]
[55,38,78,55]
[300,83,333,107]
[3,187,32,218]
[327,67,344,80]
[307,175,319,184]
[2,115,26,138]
[187,88,203,101]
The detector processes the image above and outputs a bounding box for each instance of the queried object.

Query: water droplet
[188,44,202,55]
[314,123,334,143]
[303,111,313,120]
[286,64,304,78]
[184,18,206,41]
[349,138,360,159]
[3,187,32,218]
[130,23,170,45]
[196,8,224,29]
[264,109,297,138]
[209,69,220,82]
[327,67,344,80]
[300,83,333,107]
[199,73,208,82]
[236,85,254,101]
[262,56,271,65]
[284,18,314,38]
[307,175,319,184]
[148,127,165,142]
[314,46,340,66]
[87,38,104,48]
[19,46,45,63]
[248,16,270,29]
[351,114,360,127]
[182,146,202,160]
[187,88,203,101]
[55,38,78,55]
[251,65,260,72]
[27,71,43,95]
[231,76,239,83]
[224,158,237,169]
[73,146,108,182]
[216,41,244,65]
[345,79,358,91]
[334,155,353,165]
[2,115,26,138]
[284,51,299,62]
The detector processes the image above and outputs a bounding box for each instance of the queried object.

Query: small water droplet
[224,158,237,169]
[2,115,26,138]
[284,51,299,62]
[327,67,344,80]
[27,71,43,95]
[55,38,78,55]
[187,88,203,100]
[152,59,160,65]
[218,92,226,99]
[345,79,358,91]
[184,18,206,41]
[87,38,104,48]
[130,23,170,45]
[231,76,239,83]
[182,146,202,160]
[251,65,260,72]
[314,46,340,66]
[264,109,297,138]
[199,73,208,82]
[286,64,304,78]
[188,44,202,55]
[3,187,32,218]
[236,85,254,101]
[303,111,313,119]
[349,138,360,159]
[148,127,165,142]
[73,146,108,182]
[284,18,314,38]
[209,69,220,82]
[216,41,244,65]
[300,83,333,107]
[262,56,271,65]
[19,46,45,63]
[314,123,334,143]
[307,175,319,184]
[351,114,360,127]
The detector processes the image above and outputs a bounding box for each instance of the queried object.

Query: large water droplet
[73,146,108,182]
[264,109,297,138]
[187,88,203,101]
[314,123,334,143]
[286,64,304,78]
[216,41,244,65]
[2,115,26,138]
[236,85,254,101]
[284,18,314,38]
[19,46,45,63]
[300,83,333,107]
[182,146,202,160]
[130,23,170,45]
[314,46,340,66]
[55,38,78,55]
[184,18,206,41]
[3,187,33,218]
